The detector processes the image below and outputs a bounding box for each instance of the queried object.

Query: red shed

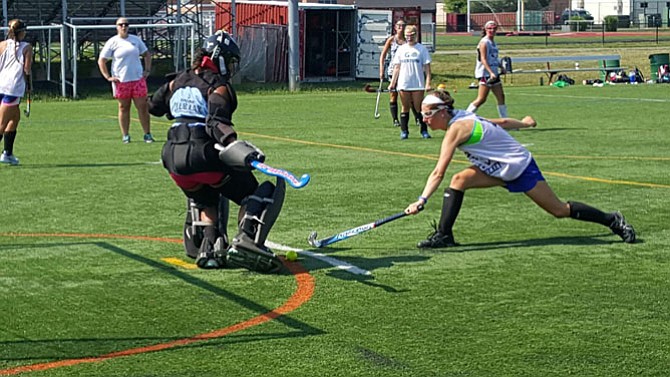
[214,0,358,82]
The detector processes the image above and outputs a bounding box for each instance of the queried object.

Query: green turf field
[1,84,669,376]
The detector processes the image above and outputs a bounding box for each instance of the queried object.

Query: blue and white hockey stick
[307,206,422,248]
[250,160,310,189]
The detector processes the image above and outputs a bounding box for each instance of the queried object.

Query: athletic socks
[3,131,16,155]
[497,104,508,118]
[411,107,421,125]
[390,102,398,122]
[418,118,428,133]
[466,103,478,113]
[438,188,465,236]
[400,112,409,132]
[568,201,614,226]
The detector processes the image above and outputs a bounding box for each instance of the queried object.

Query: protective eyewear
[117,23,130,27]
[396,23,406,27]
[421,106,446,118]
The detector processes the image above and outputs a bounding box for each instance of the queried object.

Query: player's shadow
[296,250,430,293]
[431,233,641,253]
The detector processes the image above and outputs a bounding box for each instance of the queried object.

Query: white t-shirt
[0,40,28,97]
[100,34,148,83]
[391,42,431,91]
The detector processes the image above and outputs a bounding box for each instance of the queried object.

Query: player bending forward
[404,88,636,248]
[149,31,284,272]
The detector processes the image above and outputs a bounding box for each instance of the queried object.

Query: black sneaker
[609,212,636,243]
[393,119,400,127]
[417,230,459,249]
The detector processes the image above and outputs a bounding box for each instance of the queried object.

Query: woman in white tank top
[0,19,32,166]
[379,19,406,127]
[465,20,509,119]
[402,90,636,248]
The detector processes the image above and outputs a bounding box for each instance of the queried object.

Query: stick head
[374,113,380,119]
[307,231,322,248]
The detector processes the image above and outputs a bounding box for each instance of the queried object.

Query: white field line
[514,92,670,103]
[266,241,372,276]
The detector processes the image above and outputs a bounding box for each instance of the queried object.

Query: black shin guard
[400,112,409,132]
[439,188,465,236]
[568,201,614,226]
[418,119,428,133]
[411,107,420,123]
[4,131,16,155]
[390,102,398,122]
[203,225,219,244]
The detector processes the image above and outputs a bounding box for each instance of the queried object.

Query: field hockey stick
[250,160,311,189]
[24,75,32,118]
[307,206,422,248]
[215,143,311,189]
[373,79,382,119]
[363,84,396,94]
[24,96,31,118]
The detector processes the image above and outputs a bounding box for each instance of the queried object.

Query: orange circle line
[0,232,315,376]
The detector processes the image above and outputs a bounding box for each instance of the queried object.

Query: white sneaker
[0,151,19,165]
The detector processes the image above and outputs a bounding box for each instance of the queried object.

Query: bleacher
[4,0,166,26]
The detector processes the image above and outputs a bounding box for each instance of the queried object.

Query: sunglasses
[421,106,446,118]
[396,23,406,27]
[117,23,129,27]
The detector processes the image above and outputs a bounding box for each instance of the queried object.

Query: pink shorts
[112,78,148,99]
[170,172,227,191]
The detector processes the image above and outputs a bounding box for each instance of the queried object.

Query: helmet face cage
[203,31,240,77]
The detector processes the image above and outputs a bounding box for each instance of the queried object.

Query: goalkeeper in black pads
[148,30,285,272]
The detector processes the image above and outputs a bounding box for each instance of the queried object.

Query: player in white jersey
[404,89,636,248]
[466,20,508,118]
[379,19,406,127]
[0,19,32,166]
[389,25,432,139]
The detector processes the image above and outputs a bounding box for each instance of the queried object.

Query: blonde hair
[7,19,27,40]
[404,25,417,38]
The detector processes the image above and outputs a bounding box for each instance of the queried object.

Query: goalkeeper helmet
[202,30,240,77]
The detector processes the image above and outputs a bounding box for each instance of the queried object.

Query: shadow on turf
[18,162,160,169]
[437,233,637,253]
[0,241,325,363]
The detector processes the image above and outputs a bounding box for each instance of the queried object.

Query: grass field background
[1,82,669,376]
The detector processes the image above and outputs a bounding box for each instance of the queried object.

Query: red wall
[216,3,289,33]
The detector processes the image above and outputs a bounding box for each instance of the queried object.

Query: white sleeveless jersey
[474,36,499,79]
[450,111,532,181]
[0,40,28,97]
[385,37,402,78]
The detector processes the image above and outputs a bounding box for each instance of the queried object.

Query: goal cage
[466,0,553,32]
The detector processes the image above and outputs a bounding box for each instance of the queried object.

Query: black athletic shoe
[417,230,459,249]
[393,119,400,127]
[609,212,636,243]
